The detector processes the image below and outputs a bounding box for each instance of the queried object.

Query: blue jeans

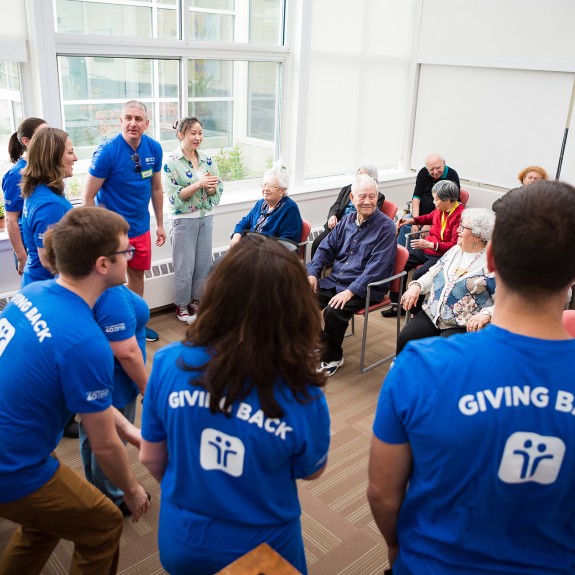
[170,215,213,307]
[79,399,137,506]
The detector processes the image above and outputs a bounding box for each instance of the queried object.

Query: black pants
[316,288,367,362]
[397,310,466,354]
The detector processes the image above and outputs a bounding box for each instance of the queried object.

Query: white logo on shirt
[0,318,16,356]
[200,428,244,477]
[498,431,565,485]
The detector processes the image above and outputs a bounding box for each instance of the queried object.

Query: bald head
[425,154,446,180]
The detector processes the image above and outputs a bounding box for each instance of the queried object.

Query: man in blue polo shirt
[0,207,150,574]
[307,173,396,376]
[368,181,575,575]
[83,100,165,341]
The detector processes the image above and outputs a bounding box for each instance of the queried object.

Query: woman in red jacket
[383,180,463,317]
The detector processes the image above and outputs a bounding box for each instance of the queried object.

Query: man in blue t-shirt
[83,100,165,341]
[0,207,150,574]
[368,181,575,575]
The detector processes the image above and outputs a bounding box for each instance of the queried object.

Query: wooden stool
[215,543,303,575]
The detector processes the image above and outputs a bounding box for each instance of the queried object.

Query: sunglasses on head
[240,231,298,253]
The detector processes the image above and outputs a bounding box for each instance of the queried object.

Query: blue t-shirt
[89,133,163,237]
[373,325,575,575]
[94,285,149,408]
[2,157,26,216]
[21,184,73,286]
[142,343,330,523]
[0,280,114,502]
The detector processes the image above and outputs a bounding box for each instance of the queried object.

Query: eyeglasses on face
[459,225,474,232]
[240,231,298,252]
[260,181,280,190]
[131,153,141,173]
[108,247,136,261]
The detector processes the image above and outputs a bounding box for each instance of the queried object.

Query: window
[0,61,23,167]
[53,0,287,185]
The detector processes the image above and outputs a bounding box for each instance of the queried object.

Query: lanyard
[440,202,459,240]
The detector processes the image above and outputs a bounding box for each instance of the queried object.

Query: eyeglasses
[240,231,298,252]
[108,247,136,261]
[131,153,141,173]
[260,182,280,190]
[459,225,474,232]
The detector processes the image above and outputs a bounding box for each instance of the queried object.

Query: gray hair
[432,180,459,201]
[357,163,379,183]
[461,208,495,242]
[264,159,290,191]
[122,100,148,117]
[351,172,378,195]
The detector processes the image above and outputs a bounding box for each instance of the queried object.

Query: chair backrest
[562,310,575,337]
[460,188,469,206]
[389,244,410,293]
[381,200,398,220]
[299,219,312,260]
[300,219,311,244]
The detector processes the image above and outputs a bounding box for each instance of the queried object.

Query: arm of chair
[364,271,408,310]
[404,229,429,248]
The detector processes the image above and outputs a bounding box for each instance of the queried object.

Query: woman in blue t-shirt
[140,233,331,575]
[20,128,77,287]
[1,117,47,275]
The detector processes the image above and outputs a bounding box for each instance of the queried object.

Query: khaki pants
[0,457,124,575]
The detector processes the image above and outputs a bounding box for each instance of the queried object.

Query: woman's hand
[467,312,491,332]
[199,173,220,195]
[410,238,433,251]
[400,283,422,310]
[327,215,338,229]
[397,217,414,229]
[230,233,242,247]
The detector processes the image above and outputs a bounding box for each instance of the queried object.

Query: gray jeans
[170,215,213,307]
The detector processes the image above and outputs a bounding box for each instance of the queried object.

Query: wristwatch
[481,309,492,319]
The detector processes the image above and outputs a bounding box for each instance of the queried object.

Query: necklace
[452,247,486,279]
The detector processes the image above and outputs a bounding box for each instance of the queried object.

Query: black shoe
[118,492,152,517]
[381,306,406,318]
[63,419,79,438]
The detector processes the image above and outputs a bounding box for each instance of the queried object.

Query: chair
[348,244,410,373]
[215,543,302,575]
[380,199,398,220]
[298,219,311,262]
[562,310,575,337]
[460,188,469,206]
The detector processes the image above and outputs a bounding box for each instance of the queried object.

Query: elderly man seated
[307,173,396,376]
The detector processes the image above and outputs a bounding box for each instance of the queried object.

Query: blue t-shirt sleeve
[291,390,330,479]
[31,202,71,248]
[153,140,163,172]
[141,355,167,442]
[60,338,115,413]
[89,143,112,179]
[2,163,24,213]
[94,288,137,343]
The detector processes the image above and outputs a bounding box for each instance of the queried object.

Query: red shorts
[128,231,152,271]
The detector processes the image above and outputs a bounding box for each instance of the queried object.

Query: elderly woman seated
[396,208,496,354]
[230,160,302,247]
[383,180,464,317]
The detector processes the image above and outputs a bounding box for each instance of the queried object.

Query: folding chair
[348,245,410,373]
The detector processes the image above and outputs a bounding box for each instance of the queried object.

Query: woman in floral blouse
[396,208,496,354]
[163,117,223,324]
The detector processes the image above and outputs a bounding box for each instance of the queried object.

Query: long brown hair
[181,234,326,418]
[20,128,69,198]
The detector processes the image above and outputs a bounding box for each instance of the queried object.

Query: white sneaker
[176,306,190,322]
[317,358,344,377]
[186,313,197,324]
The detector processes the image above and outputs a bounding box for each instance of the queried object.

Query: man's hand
[328,289,354,309]
[327,215,338,230]
[123,484,151,522]
[16,255,27,276]
[308,275,318,293]
[155,225,166,247]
